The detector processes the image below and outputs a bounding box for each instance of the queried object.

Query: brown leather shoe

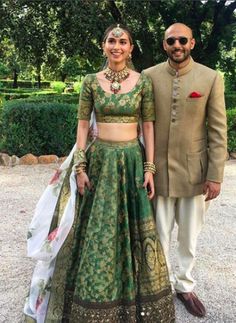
[176,292,206,317]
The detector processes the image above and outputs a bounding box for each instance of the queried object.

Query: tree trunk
[13,69,18,88]
[61,73,67,82]
[37,64,41,88]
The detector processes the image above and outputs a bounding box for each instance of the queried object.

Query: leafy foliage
[2,100,77,156]
[52,0,236,72]
[225,93,236,110]
[50,81,66,94]
[227,108,236,152]
[73,81,82,93]
[21,94,79,105]
[0,79,51,88]
[0,0,235,81]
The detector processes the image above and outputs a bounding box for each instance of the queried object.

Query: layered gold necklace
[104,66,130,94]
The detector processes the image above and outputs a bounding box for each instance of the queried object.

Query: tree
[0,38,21,87]
[6,0,58,87]
[0,0,235,81]
[53,0,236,72]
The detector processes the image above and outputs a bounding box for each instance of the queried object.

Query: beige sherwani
[144,58,227,292]
[145,57,227,197]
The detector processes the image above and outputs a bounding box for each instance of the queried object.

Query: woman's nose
[113,41,120,49]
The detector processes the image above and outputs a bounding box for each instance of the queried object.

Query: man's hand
[203,180,221,201]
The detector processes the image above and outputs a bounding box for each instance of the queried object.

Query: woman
[24,24,175,322]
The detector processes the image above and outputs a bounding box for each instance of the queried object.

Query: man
[144,23,227,317]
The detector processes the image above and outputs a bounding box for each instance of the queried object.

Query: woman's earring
[128,53,132,60]
[103,51,106,57]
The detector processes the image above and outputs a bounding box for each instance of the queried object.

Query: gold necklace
[104,66,130,94]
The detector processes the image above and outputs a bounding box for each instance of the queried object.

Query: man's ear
[163,40,167,51]
[190,38,195,50]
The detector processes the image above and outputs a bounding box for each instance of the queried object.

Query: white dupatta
[24,114,97,322]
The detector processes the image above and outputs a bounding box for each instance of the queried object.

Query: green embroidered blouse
[77,72,155,123]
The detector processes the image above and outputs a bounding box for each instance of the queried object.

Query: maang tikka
[111,24,124,38]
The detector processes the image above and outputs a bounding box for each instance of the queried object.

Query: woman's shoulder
[80,74,97,91]
[140,71,152,83]
[83,73,96,83]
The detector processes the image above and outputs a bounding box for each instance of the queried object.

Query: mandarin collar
[165,57,194,76]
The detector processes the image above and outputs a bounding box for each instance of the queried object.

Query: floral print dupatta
[24,110,97,322]
[24,143,79,322]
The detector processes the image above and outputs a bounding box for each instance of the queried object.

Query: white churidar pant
[154,195,209,293]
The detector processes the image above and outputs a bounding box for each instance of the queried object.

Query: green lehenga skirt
[26,138,175,322]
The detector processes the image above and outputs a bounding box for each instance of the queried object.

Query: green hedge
[1,101,78,156]
[227,108,236,152]
[225,93,236,110]
[0,95,4,150]
[0,88,42,93]
[50,81,66,94]
[2,93,35,100]
[16,94,79,105]
[0,79,51,88]
[0,92,79,104]
[1,101,235,157]
[0,89,56,100]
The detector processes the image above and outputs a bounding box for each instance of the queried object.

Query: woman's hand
[76,172,91,195]
[143,172,155,200]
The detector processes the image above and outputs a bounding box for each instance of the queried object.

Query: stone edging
[0,152,236,167]
[0,153,67,166]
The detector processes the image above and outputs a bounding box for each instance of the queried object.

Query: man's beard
[168,49,191,64]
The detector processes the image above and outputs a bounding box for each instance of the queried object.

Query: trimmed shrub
[0,91,79,104]
[225,93,236,110]
[73,81,82,93]
[227,108,236,152]
[0,79,51,88]
[2,100,78,156]
[2,93,34,100]
[50,81,66,94]
[0,88,56,101]
[15,94,79,105]
[0,94,6,151]
[0,88,42,93]
[35,93,79,104]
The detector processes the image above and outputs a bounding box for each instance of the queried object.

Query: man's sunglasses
[165,37,189,46]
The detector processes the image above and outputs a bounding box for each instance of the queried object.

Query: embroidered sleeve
[77,75,93,120]
[141,73,155,122]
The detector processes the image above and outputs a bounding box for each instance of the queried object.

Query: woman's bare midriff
[97,122,138,141]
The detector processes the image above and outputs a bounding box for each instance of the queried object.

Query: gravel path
[0,161,235,323]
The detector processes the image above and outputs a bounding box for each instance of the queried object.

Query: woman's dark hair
[102,23,133,45]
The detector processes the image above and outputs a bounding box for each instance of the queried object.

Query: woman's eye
[120,41,127,45]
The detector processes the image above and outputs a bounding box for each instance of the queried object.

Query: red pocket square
[189,91,202,98]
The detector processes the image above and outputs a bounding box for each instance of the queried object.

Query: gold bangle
[73,148,87,165]
[144,161,156,174]
[75,166,86,175]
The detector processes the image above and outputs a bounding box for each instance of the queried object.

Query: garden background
[0,0,235,158]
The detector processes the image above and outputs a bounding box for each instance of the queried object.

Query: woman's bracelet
[73,148,87,165]
[74,162,87,175]
[144,161,156,174]
[73,148,87,174]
